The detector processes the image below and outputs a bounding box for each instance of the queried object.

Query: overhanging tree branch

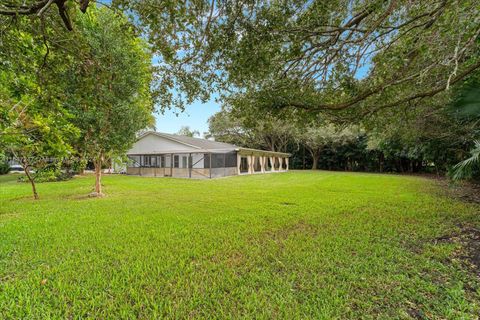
[0,0,92,30]
[365,60,480,116]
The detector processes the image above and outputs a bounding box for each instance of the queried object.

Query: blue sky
[154,97,220,136]
[152,51,220,135]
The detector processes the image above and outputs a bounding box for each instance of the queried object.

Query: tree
[6,1,478,115]
[0,0,87,30]
[205,108,258,146]
[210,1,480,114]
[1,1,219,116]
[177,126,200,137]
[300,123,360,169]
[4,110,76,199]
[1,22,78,200]
[110,1,479,114]
[63,8,153,196]
[207,105,298,152]
[361,68,480,176]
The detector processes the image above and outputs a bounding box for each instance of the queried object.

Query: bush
[17,168,73,183]
[72,158,88,174]
[0,162,11,175]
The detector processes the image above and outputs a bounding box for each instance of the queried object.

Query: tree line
[206,74,480,179]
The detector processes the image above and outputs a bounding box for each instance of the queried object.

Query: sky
[154,97,220,136]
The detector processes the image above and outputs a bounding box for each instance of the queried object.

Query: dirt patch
[437,180,480,205]
[406,308,427,320]
[449,182,480,204]
[436,224,480,277]
[64,194,100,201]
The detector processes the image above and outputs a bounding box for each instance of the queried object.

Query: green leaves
[64,7,153,163]
[452,141,480,181]
[1,7,153,197]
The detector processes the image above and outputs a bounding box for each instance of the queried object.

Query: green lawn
[1,171,479,319]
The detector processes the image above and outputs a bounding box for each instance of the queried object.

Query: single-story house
[125,131,290,179]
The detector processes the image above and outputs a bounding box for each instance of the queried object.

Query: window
[160,156,165,168]
[173,155,179,168]
[182,156,188,168]
[240,157,249,173]
[128,156,141,167]
[254,156,261,172]
[224,152,237,167]
[144,156,152,167]
[147,156,158,167]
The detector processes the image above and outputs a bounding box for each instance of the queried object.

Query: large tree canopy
[3,0,479,114]
[0,22,78,199]
[208,0,480,114]
[0,0,215,111]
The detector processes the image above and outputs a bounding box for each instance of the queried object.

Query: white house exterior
[125,131,290,179]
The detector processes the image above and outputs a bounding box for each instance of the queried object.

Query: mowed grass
[1,171,479,319]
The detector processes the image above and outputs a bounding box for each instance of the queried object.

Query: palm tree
[453,140,480,180]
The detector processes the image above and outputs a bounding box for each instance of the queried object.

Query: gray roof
[142,132,238,151]
[137,131,290,156]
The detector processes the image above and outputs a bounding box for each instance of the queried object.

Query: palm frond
[452,140,480,180]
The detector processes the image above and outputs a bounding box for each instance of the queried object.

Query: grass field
[1,171,479,318]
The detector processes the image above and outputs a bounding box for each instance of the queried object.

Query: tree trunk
[78,162,85,175]
[396,159,403,173]
[434,162,440,177]
[378,152,384,173]
[302,145,306,170]
[22,160,39,200]
[311,156,318,170]
[91,156,104,197]
[94,160,102,194]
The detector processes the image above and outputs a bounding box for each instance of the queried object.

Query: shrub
[0,162,11,175]
[17,168,73,183]
[72,158,88,174]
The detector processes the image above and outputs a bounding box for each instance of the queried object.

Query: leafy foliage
[299,123,360,169]
[453,141,480,181]
[60,7,154,195]
[207,105,299,152]
[0,22,79,199]
[17,167,72,183]
[0,161,10,175]
[1,7,154,197]
[177,126,200,137]
[4,1,479,114]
